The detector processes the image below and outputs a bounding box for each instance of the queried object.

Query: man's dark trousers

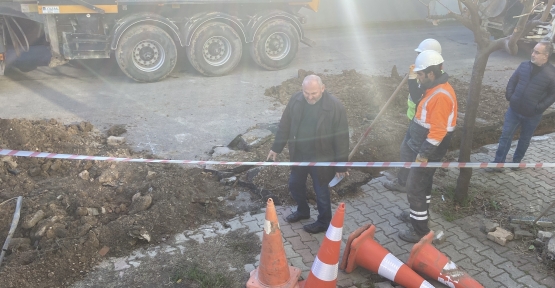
[494,107,543,163]
[405,133,453,236]
[288,166,331,226]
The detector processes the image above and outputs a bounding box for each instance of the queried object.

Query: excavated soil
[2,69,555,287]
[0,119,248,287]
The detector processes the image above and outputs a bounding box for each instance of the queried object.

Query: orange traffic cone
[299,203,345,288]
[247,198,300,288]
[407,231,484,288]
[340,225,435,288]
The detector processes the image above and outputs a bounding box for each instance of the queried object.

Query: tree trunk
[454,50,492,204]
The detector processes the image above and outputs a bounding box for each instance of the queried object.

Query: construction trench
[1,69,555,287]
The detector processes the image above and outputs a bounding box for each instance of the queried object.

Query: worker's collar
[420,72,449,91]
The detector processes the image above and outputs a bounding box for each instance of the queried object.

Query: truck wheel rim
[202,36,232,67]
[132,40,165,72]
[265,32,290,61]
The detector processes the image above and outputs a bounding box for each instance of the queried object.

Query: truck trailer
[0,0,320,82]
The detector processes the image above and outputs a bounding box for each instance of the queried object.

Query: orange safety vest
[413,82,457,145]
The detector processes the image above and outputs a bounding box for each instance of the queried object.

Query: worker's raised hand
[267,150,278,162]
[409,64,417,79]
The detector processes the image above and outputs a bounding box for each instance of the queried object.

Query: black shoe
[397,211,410,223]
[383,179,407,193]
[303,222,328,234]
[510,162,522,171]
[485,167,504,173]
[285,211,310,223]
[398,228,426,243]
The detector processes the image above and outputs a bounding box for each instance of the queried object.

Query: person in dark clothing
[486,41,555,172]
[384,39,442,193]
[393,51,458,243]
[267,75,350,234]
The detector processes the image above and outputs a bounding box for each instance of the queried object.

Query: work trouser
[397,129,417,186]
[405,132,453,236]
[288,166,332,226]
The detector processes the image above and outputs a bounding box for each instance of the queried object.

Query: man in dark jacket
[486,41,555,172]
[267,75,349,234]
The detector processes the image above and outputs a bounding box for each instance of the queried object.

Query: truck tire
[250,19,299,70]
[116,25,177,82]
[186,22,242,76]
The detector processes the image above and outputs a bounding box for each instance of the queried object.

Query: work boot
[383,179,406,193]
[285,211,310,223]
[398,228,426,243]
[484,167,504,173]
[397,211,410,223]
[303,222,328,234]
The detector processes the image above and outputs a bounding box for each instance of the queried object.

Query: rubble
[22,210,46,229]
[487,227,514,246]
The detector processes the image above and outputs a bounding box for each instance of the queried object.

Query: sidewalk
[73,132,555,287]
[247,131,555,287]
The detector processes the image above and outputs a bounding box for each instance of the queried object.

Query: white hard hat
[413,50,444,72]
[415,38,442,54]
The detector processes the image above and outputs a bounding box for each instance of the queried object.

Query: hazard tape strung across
[1,149,555,168]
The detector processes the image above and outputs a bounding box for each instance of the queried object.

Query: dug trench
[1,69,555,287]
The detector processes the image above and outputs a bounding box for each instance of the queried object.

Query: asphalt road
[0,22,529,160]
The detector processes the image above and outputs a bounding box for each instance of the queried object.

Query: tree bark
[455,50,492,204]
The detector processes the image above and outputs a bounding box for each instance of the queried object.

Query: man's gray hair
[539,40,553,58]
[303,75,323,87]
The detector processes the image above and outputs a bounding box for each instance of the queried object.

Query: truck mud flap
[301,37,316,47]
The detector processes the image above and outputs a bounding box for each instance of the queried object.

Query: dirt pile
[0,119,247,287]
[264,69,512,166]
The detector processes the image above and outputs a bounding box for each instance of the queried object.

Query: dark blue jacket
[506,61,555,117]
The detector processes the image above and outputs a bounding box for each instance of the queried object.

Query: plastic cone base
[247,266,301,288]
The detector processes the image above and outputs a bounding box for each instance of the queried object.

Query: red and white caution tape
[1,149,554,168]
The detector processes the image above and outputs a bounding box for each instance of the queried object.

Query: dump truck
[0,0,320,82]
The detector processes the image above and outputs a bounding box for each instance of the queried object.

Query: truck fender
[181,12,246,46]
[110,13,183,50]
[246,10,304,43]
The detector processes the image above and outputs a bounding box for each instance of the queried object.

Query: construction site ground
[1,66,555,287]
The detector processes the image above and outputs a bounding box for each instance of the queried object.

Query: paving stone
[444,234,470,249]
[382,241,405,257]
[459,246,486,264]
[476,259,505,278]
[493,272,524,288]
[498,261,526,279]
[295,248,314,265]
[303,240,320,254]
[362,211,386,225]
[480,248,509,266]
[516,275,546,288]
[288,236,309,250]
[473,271,502,288]
[279,224,296,238]
[488,227,514,246]
[540,275,555,287]
[295,228,315,242]
[243,220,260,234]
[350,211,369,223]
[440,244,468,263]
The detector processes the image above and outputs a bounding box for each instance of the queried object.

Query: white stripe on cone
[378,253,404,281]
[325,224,342,242]
[310,256,338,282]
[378,254,435,288]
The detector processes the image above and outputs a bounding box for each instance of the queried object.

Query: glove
[409,64,417,79]
[415,154,428,163]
